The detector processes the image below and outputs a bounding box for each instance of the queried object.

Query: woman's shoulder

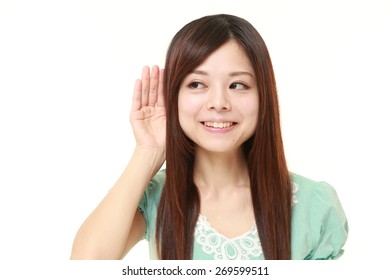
[142,169,166,203]
[290,172,347,232]
[290,172,348,259]
[290,172,339,206]
[150,169,166,186]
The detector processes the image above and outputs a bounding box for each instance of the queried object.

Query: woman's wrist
[131,146,165,177]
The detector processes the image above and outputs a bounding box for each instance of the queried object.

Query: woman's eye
[230,82,248,90]
[188,82,205,89]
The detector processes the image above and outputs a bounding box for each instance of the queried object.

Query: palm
[130,66,166,152]
[131,105,166,150]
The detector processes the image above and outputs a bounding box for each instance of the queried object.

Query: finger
[157,68,165,107]
[131,79,142,112]
[148,65,159,106]
[141,66,150,107]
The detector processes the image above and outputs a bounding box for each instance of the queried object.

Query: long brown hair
[156,14,292,259]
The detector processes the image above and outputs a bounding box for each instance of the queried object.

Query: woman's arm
[70,66,165,259]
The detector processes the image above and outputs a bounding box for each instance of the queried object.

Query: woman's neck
[193,147,249,192]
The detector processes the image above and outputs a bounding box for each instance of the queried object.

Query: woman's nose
[206,87,231,111]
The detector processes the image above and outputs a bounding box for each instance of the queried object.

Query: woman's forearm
[70,147,164,259]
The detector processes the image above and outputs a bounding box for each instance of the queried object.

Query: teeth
[203,121,234,128]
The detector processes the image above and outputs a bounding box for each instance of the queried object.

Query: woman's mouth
[202,121,236,128]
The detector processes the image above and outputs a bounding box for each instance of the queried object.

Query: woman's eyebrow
[189,70,254,77]
[190,70,208,76]
[229,71,254,78]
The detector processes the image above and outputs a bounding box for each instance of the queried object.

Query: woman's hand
[130,65,166,156]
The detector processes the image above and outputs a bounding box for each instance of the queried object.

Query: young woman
[71,14,348,260]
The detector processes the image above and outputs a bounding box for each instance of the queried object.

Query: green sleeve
[137,169,165,241]
[306,182,349,260]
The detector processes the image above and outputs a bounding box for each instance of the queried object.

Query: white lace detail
[195,215,262,260]
[194,182,300,260]
[292,182,299,206]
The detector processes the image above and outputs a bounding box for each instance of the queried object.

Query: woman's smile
[200,121,238,134]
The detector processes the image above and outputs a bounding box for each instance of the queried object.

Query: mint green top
[138,170,348,260]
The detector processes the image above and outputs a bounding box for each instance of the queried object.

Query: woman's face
[178,39,259,154]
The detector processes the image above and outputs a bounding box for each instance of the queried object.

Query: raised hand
[130,65,166,155]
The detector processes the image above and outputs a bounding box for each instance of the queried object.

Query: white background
[1,0,389,273]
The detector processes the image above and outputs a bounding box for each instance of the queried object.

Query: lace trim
[194,182,300,260]
[195,215,262,260]
[292,182,299,206]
